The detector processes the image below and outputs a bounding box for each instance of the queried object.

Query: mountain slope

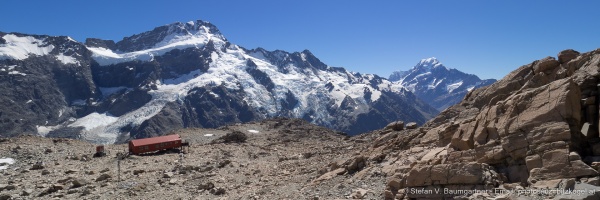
[389,57,495,111]
[0,20,438,143]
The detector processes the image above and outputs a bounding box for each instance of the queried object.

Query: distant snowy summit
[0,20,438,143]
[85,20,225,66]
[389,57,496,111]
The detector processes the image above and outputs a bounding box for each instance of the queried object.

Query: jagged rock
[350,188,369,199]
[21,189,33,196]
[385,121,404,131]
[210,187,226,195]
[39,184,64,196]
[558,178,576,191]
[421,123,459,145]
[383,190,395,200]
[71,179,89,188]
[95,174,111,182]
[450,121,477,150]
[533,56,560,73]
[218,160,231,168]
[525,154,543,171]
[57,177,73,184]
[30,162,44,170]
[198,182,214,190]
[162,172,174,178]
[81,189,92,196]
[0,194,10,200]
[215,131,247,143]
[344,156,367,173]
[199,166,213,172]
[420,147,446,163]
[312,168,346,184]
[569,152,582,161]
[372,132,398,148]
[386,173,405,192]
[405,122,418,129]
[133,169,145,175]
[0,184,15,191]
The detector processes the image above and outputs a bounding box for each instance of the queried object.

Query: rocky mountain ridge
[390,57,496,111]
[0,20,438,143]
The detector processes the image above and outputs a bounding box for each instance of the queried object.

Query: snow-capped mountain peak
[86,20,226,66]
[118,20,225,52]
[146,20,226,51]
[389,57,496,111]
[415,57,444,70]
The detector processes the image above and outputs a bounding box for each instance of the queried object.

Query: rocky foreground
[3,48,600,200]
[327,48,600,200]
[0,118,388,199]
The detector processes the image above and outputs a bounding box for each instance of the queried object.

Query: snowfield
[55,53,79,65]
[0,158,15,170]
[0,34,54,60]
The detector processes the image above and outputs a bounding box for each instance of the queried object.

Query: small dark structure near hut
[94,145,106,157]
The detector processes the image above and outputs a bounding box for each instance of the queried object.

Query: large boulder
[533,57,560,73]
[558,49,580,64]
[385,121,404,131]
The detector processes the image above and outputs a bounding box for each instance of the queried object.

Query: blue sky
[2,0,599,80]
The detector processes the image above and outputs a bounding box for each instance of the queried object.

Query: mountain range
[0,20,441,143]
[389,57,496,111]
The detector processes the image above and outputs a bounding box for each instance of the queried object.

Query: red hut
[128,134,187,155]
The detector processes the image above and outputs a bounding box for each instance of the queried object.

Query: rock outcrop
[320,48,600,199]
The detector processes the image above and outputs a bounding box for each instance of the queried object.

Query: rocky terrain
[324,48,600,199]
[0,118,391,199]
[3,48,600,200]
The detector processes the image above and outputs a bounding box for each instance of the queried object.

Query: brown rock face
[558,49,581,64]
[350,48,600,199]
[405,162,499,187]
[533,56,560,73]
